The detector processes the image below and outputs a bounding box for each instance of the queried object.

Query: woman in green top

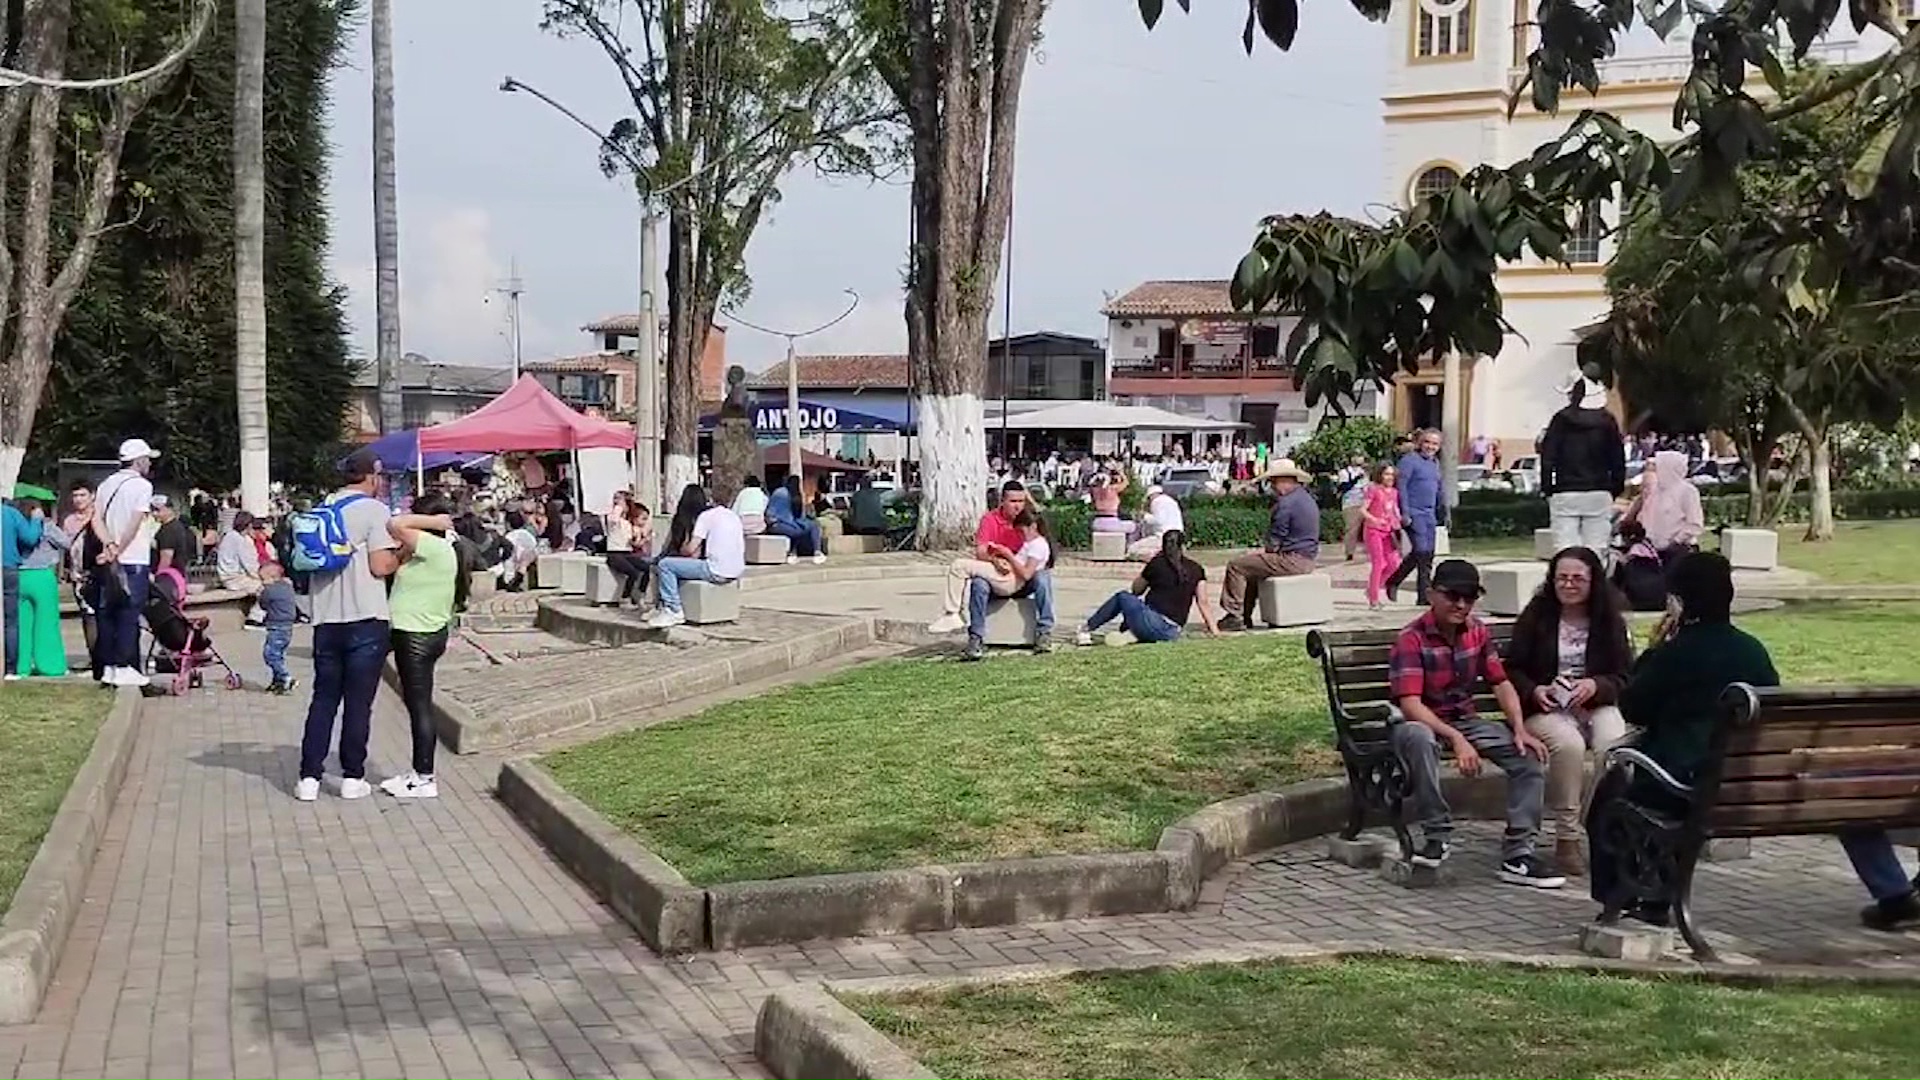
[383,494,467,800]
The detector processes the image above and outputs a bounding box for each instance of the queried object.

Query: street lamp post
[727,292,861,484]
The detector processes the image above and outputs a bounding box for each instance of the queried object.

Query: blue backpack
[289,494,369,574]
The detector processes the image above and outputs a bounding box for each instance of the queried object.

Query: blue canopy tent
[350,428,480,473]
[699,399,905,435]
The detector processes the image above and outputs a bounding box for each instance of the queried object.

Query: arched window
[1567,200,1604,264]
[1415,0,1473,59]
[1410,165,1462,204]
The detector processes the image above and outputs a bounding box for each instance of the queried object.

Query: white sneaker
[339,777,373,800]
[811,552,827,564]
[379,772,416,796]
[1103,630,1137,647]
[390,774,438,799]
[108,667,149,688]
[785,554,799,564]
[925,613,964,634]
[645,609,685,629]
[3,673,19,682]
[294,777,320,802]
[1075,631,1094,647]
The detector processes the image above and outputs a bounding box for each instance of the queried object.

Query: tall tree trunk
[234,0,269,513]
[905,0,1042,548]
[662,202,699,503]
[1784,397,1834,540]
[371,0,403,435]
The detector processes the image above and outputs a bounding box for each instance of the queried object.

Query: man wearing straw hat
[1217,458,1320,632]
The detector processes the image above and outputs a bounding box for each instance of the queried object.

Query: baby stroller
[145,567,243,694]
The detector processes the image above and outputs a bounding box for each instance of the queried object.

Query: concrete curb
[0,687,143,1025]
[755,986,937,1080]
[443,612,872,753]
[504,750,1513,954]
[495,759,705,953]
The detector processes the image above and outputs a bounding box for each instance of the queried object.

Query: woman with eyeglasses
[1504,545,1635,873]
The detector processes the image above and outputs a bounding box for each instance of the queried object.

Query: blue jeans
[655,556,728,612]
[1084,590,1181,643]
[263,625,293,687]
[97,564,150,671]
[768,518,821,557]
[300,619,391,780]
[966,569,1055,639]
[1839,829,1916,902]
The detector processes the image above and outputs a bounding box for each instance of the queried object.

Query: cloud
[338,206,525,366]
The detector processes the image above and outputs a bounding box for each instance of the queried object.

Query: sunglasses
[1437,589,1480,605]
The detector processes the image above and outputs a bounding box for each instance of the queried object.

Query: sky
[324,2,1387,375]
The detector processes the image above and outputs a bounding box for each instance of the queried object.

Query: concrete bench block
[1433,525,1451,556]
[1326,834,1389,869]
[1534,527,1560,560]
[681,579,740,625]
[582,560,624,606]
[982,596,1040,646]
[828,532,888,555]
[533,552,563,590]
[1580,922,1674,961]
[1482,560,1547,617]
[1257,572,1334,627]
[745,533,791,565]
[1721,527,1778,570]
[558,553,591,594]
[1089,531,1128,562]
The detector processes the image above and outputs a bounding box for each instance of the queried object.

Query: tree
[28,0,357,494]
[1597,63,1920,539]
[235,0,269,512]
[855,0,1043,547]
[371,0,402,436]
[541,0,894,500]
[0,0,215,493]
[1138,3,1920,427]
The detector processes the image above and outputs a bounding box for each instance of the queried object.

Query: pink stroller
[144,567,244,694]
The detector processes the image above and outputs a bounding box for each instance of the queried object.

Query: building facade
[346,358,512,441]
[985,332,1106,403]
[579,315,731,407]
[1383,0,1890,456]
[1103,280,1379,453]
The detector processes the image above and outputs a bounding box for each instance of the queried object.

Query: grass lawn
[544,602,1920,885]
[0,683,109,915]
[1457,519,1920,586]
[847,957,1920,1079]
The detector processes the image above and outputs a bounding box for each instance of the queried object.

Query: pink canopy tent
[416,375,632,453]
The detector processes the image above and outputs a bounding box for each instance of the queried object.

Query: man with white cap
[1540,363,1627,560]
[88,438,160,687]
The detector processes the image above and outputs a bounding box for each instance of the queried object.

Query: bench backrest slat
[1307,622,1514,754]
[1722,748,1920,780]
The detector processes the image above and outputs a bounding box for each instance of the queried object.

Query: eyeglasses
[1437,589,1479,605]
[1553,574,1591,586]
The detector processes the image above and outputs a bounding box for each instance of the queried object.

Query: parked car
[1505,455,1540,494]
[1158,466,1222,500]
[1456,464,1510,493]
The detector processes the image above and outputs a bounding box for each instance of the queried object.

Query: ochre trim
[1382,77,1683,108]
[1503,287,1608,299]
[1499,264,1603,278]
[1405,159,1467,209]
[1384,106,1507,123]
[1407,0,1475,65]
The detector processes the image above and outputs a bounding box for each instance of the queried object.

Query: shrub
[1291,417,1398,477]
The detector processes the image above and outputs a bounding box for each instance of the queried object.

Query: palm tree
[234,0,269,512]
[371,0,402,433]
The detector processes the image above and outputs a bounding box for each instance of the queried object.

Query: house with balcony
[1103,280,1379,452]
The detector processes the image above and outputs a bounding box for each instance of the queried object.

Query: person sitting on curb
[1077,528,1219,646]
[1387,559,1566,888]
[957,508,1054,661]
[927,480,1032,636]
[1217,458,1319,632]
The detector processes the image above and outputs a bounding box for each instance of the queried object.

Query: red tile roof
[748,354,908,390]
[583,314,730,337]
[523,352,635,374]
[1101,280,1243,318]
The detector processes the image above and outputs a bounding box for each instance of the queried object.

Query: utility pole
[727,292,861,484]
[494,258,526,380]
[635,210,661,511]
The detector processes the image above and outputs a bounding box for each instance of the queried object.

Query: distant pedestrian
[1541,366,1627,560]
[1384,429,1443,603]
[258,562,298,694]
[4,495,47,680]
[88,439,161,688]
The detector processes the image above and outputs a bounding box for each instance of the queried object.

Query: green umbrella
[9,483,55,502]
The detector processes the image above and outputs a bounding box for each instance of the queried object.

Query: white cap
[118,437,160,462]
[149,493,170,509]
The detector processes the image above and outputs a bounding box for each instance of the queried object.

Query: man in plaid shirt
[1387,559,1564,888]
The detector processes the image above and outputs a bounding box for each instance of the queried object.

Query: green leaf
[1390,239,1422,283]
[1138,0,1165,29]
[1846,125,1897,200]
[1230,248,1270,311]
[1256,0,1299,50]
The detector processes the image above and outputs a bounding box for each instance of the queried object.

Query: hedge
[1039,485,1920,550]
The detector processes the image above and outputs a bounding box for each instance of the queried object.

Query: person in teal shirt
[382,493,464,800]
[3,497,45,678]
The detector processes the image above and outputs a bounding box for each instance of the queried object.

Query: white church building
[1377,0,1899,457]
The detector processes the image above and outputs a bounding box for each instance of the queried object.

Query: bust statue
[719,364,750,417]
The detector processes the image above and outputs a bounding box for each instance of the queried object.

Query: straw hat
[1260,458,1311,483]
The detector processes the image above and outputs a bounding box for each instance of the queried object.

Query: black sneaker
[1498,853,1568,889]
[961,636,986,662]
[1860,891,1920,932]
[1625,901,1672,928]
[1217,614,1245,633]
[1410,839,1449,868]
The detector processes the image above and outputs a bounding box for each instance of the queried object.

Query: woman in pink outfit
[1361,462,1402,608]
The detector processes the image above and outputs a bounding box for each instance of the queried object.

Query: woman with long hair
[604,494,656,606]
[1075,529,1220,646]
[646,483,746,628]
[1506,545,1635,871]
[663,483,708,557]
[383,493,466,799]
[766,474,826,563]
[1361,461,1402,609]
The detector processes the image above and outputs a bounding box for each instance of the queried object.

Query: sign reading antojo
[755,405,841,432]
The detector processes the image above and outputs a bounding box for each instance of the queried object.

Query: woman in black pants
[603,492,655,606]
[382,494,467,800]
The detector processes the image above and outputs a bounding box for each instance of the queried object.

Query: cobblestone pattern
[5,645,1916,1079]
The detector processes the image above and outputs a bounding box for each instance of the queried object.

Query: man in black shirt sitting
[1075,529,1220,646]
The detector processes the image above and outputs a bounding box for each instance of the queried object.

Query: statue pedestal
[711,416,756,509]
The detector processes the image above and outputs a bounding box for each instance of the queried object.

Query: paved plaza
[2,552,1915,1079]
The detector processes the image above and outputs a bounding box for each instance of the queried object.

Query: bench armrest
[1603,746,1693,798]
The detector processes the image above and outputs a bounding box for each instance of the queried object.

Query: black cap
[1430,559,1484,596]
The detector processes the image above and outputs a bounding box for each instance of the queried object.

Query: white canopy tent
[987,401,1246,432]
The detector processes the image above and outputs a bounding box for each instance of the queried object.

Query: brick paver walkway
[7,630,1918,1079]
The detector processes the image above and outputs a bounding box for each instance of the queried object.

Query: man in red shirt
[927,481,1030,637]
[1387,559,1563,888]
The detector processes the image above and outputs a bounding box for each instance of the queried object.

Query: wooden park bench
[1305,622,1514,861]
[1592,683,1920,961]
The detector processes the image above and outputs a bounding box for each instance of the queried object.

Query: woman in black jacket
[1506,545,1636,872]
